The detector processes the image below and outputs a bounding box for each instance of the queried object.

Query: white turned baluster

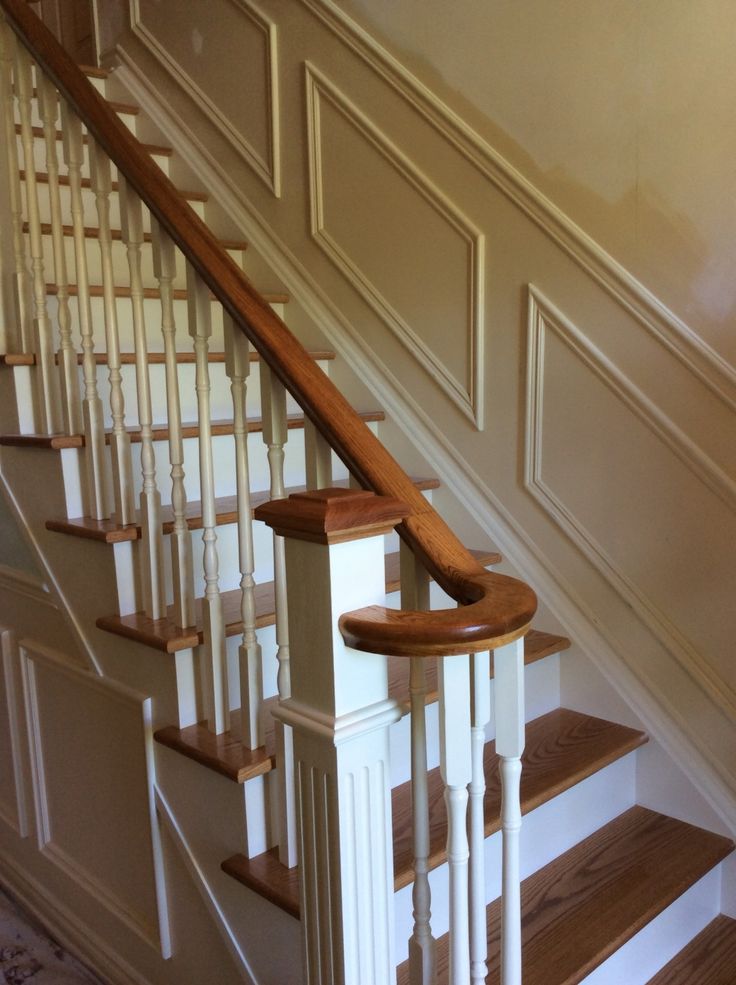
[89,140,135,525]
[15,46,60,432]
[260,362,297,866]
[119,176,166,615]
[61,101,108,515]
[38,74,81,435]
[304,417,331,490]
[494,638,525,985]
[0,24,32,352]
[151,220,194,628]
[186,262,229,734]
[223,312,263,749]
[401,543,437,985]
[469,650,491,985]
[438,653,472,985]
[256,489,404,985]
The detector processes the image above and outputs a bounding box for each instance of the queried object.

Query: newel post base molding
[255,487,410,985]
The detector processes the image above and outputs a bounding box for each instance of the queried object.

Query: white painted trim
[153,784,259,985]
[130,0,281,197]
[111,45,736,832]
[0,849,156,985]
[525,286,736,721]
[0,626,29,837]
[299,0,736,414]
[304,62,484,428]
[0,563,51,606]
[0,466,103,674]
[19,642,170,955]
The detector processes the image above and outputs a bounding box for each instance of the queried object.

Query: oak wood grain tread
[21,89,139,115]
[46,476,439,544]
[96,546,504,654]
[396,806,734,985]
[22,220,248,251]
[0,409,382,450]
[155,705,276,784]
[15,123,173,156]
[221,708,646,914]
[21,170,207,201]
[647,915,736,985]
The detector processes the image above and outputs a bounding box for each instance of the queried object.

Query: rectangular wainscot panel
[20,642,168,954]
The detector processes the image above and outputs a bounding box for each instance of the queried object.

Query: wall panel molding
[0,628,29,837]
[0,565,53,608]
[305,63,485,428]
[20,643,171,956]
[525,285,736,720]
[131,0,281,196]
[300,0,736,415]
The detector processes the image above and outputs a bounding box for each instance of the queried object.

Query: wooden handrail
[1,0,537,657]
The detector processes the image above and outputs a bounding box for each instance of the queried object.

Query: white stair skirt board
[393,751,637,962]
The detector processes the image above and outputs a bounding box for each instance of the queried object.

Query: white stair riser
[392,752,638,962]
[50,296,283,357]
[85,357,325,429]
[388,652,561,788]
[16,131,170,180]
[30,232,245,292]
[580,865,722,984]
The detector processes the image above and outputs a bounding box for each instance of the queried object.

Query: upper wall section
[337,0,736,372]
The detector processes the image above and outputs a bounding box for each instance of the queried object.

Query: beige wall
[340,0,736,368]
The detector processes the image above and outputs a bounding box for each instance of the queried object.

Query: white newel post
[255,487,410,985]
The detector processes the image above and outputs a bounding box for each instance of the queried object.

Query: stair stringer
[106,42,736,861]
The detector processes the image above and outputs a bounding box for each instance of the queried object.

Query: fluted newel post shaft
[400,543,437,985]
[494,638,525,985]
[0,20,31,353]
[255,488,410,985]
[224,313,263,750]
[438,653,472,985]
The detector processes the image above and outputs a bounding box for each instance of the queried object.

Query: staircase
[0,2,734,983]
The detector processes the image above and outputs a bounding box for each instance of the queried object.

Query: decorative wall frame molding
[305,62,485,428]
[0,564,52,607]
[20,642,171,957]
[525,285,736,721]
[0,627,29,837]
[112,44,736,827]
[300,0,736,415]
[131,0,281,197]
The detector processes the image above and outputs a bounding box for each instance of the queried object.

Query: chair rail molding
[305,62,485,429]
[130,0,281,197]
[525,285,736,722]
[299,0,736,415]
[19,642,171,957]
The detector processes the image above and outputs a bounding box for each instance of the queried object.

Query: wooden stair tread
[155,706,276,784]
[22,219,247,251]
[21,170,207,201]
[1,409,381,450]
[46,476,439,544]
[15,123,173,156]
[391,707,647,890]
[221,707,645,916]
[96,544,502,653]
[647,915,736,985]
[23,89,138,115]
[397,806,734,985]
[47,283,288,302]
[80,64,110,80]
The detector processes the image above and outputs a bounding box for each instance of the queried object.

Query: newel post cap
[253,487,410,544]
